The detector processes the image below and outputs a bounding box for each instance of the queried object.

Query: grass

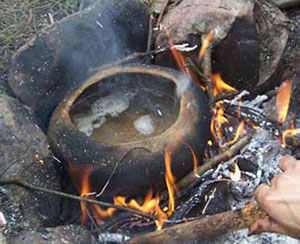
[0,0,81,72]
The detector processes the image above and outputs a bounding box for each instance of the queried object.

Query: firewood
[127,202,268,244]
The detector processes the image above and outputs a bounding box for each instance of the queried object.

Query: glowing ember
[198,30,214,59]
[230,163,241,182]
[276,79,293,124]
[212,73,237,96]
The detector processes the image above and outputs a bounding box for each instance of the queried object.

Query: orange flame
[78,170,115,225]
[276,79,293,124]
[282,122,300,146]
[164,150,178,214]
[79,172,90,225]
[184,143,199,177]
[114,190,159,215]
[113,150,178,229]
[225,121,245,146]
[198,30,214,59]
[210,102,228,142]
[166,30,192,76]
[212,73,237,96]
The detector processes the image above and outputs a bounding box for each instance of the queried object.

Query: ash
[134,114,155,135]
[207,128,299,243]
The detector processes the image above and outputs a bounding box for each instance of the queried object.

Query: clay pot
[48,65,210,200]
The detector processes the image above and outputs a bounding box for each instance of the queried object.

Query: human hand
[249,155,300,238]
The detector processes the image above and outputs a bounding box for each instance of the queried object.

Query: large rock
[156,0,289,92]
[8,0,149,130]
[0,95,61,235]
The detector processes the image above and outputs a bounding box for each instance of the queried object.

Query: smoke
[176,74,191,98]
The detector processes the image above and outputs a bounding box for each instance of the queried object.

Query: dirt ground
[0,0,82,92]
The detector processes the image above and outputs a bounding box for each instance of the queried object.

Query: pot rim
[49,64,200,150]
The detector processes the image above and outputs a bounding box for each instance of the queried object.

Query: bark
[127,202,268,244]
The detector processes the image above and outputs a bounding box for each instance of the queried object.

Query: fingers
[279,155,299,171]
[255,184,271,207]
[249,217,289,236]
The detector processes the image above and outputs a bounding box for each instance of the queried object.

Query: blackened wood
[127,202,268,244]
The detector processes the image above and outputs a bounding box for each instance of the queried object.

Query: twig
[88,47,169,73]
[176,135,251,190]
[127,202,268,244]
[209,90,241,105]
[146,14,154,53]
[155,0,169,29]
[0,178,155,220]
[201,34,214,103]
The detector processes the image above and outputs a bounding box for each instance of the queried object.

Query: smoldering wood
[127,202,268,244]
[169,179,223,221]
[201,34,214,103]
[175,135,251,193]
[223,102,281,137]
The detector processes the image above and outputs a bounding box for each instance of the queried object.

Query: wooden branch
[88,47,169,73]
[209,90,241,105]
[201,34,214,103]
[155,0,170,29]
[127,202,268,244]
[0,178,155,220]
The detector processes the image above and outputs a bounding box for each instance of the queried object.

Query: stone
[8,0,149,130]
[0,95,61,235]
[7,225,97,244]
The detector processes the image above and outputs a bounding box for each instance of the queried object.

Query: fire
[77,169,115,225]
[230,163,241,182]
[198,30,214,59]
[113,150,178,229]
[164,150,178,213]
[210,102,228,142]
[114,190,160,215]
[282,121,300,146]
[226,121,245,145]
[166,30,192,76]
[276,79,293,124]
[212,73,237,96]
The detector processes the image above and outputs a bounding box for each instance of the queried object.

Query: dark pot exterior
[48,65,211,200]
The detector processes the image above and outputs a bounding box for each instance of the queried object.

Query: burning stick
[201,33,214,103]
[0,178,155,220]
[176,135,251,192]
[127,202,268,244]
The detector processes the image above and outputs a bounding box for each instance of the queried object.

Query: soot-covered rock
[212,14,259,90]
[7,225,97,244]
[0,95,61,234]
[253,1,289,92]
[156,0,260,89]
[9,0,149,130]
[156,0,289,92]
